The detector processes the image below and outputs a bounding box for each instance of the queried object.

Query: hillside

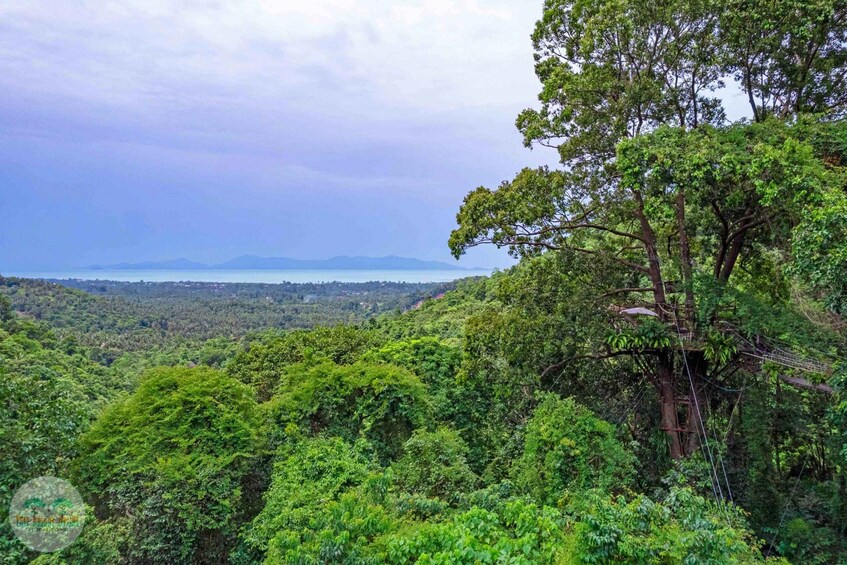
[4,0,847,562]
[3,252,845,562]
[0,276,451,362]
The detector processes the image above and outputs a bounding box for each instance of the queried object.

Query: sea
[4,269,494,284]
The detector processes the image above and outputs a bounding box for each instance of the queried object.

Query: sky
[0,0,566,270]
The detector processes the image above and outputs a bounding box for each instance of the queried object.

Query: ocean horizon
[3,269,494,284]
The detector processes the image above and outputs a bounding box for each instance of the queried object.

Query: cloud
[0,1,541,138]
[0,1,552,270]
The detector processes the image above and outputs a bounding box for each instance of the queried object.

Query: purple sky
[0,1,754,271]
[0,0,564,270]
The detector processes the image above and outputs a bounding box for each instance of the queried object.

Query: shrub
[361,338,460,391]
[237,436,374,562]
[514,394,635,506]
[382,500,573,564]
[392,427,478,502]
[569,487,781,564]
[266,492,394,564]
[228,326,383,401]
[74,367,262,563]
[268,360,430,462]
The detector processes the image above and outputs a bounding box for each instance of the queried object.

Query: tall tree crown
[453,0,847,314]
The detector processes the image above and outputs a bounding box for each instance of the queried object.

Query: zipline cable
[707,395,734,503]
[655,257,731,516]
[765,452,809,558]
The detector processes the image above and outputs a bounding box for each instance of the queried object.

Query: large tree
[450,0,847,460]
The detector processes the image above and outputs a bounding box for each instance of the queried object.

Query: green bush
[31,515,130,565]
[237,436,375,562]
[514,394,635,506]
[268,360,430,462]
[228,326,383,401]
[362,336,511,478]
[265,491,394,564]
[382,499,573,564]
[392,427,478,503]
[568,487,782,564]
[74,367,262,563]
[361,337,461,418]
[0,318,127,563]
[774,517,837,565]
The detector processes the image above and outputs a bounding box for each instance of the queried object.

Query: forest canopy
[3,0,847,563]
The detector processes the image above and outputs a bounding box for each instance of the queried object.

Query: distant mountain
[91,255,467,271]
[213,255,465,270]
[90,258,208,270]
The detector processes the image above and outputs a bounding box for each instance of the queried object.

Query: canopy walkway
[741,348,833,375]
[721,323,833,374]
[738,345,835,394]
[610,304,837,393]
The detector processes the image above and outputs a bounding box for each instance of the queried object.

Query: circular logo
[9,476,85,552]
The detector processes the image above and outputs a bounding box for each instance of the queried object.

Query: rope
[615,376,648,426]
[765,452,810,558]
[700,371,748,393]
[655,256,731,516]
[676,319,727,508]
[722,385,745,448]
[726,323,834,374]
[707,396,734,503]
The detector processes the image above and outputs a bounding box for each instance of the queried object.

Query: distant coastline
[89,255,471,271]
[5,269,493,284]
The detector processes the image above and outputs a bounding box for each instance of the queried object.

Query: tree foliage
[3,0,847,562]
[514,394,636,506]
[392,428,479,503]
[267,360,431,463]
[229,325,384,401]
[235,435,376,563]
[74,367,263,563]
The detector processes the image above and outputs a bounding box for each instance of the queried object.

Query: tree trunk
[632,189,668,318]
[685,352,708,457]
[657,354,684,460]
[676,190,696,332]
